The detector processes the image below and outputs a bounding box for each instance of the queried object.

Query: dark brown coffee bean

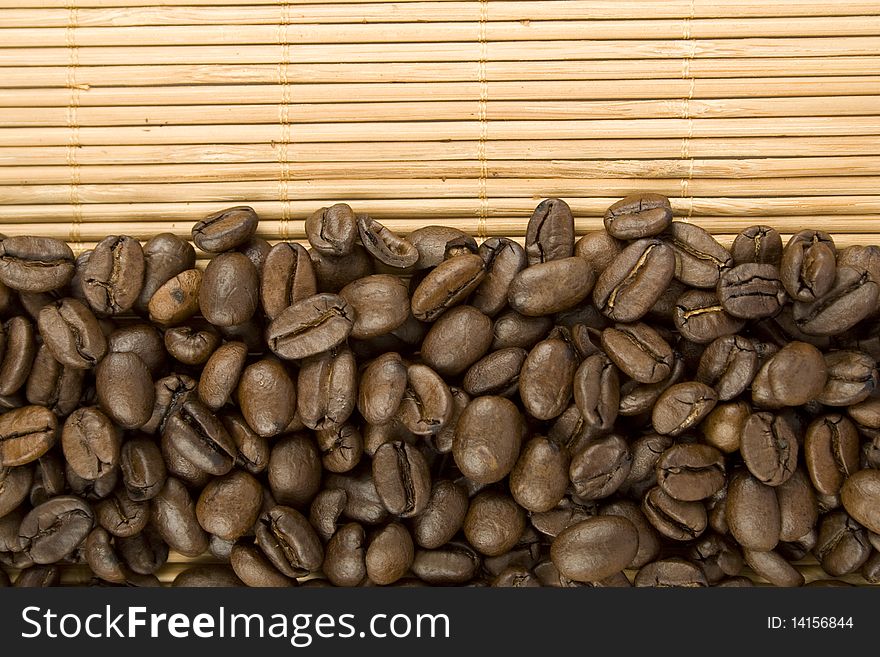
[667,221,733,288]
[780,229,836,302]
[199,252,258,328]
[322,522,367,586]
[107,323,165,377]
[421,305,492,376]
[118,436,165,502]
[231,542,295,587]
[357,352,407,426]
[702,403,754,453]
[316,422,363,474]
[804,414,860,496]
[0,236,75,293]
[794,266,880,336]
[260,242,317,319]
[297,347,356,431]
[256,505,324,577]
[818,350,877,406]
[673,290,745,344]
[652,382,717,436]
[727,471,780,550]
[193,206,258,253]
[642,486,707,541]
[197,341,248,411]
[507,436,568,512]
[147,268,201,326]
[414,543,481,585]
[304,203,357,257]
[604,193,672,240]
[602,322,673,384]
[339,274,409,340]
[357,214,418,268]
[743,548,804,587]
[164,398,236,476]
[310,245,374,294]
[731,225,783,265]
[776,469,818,543]
[574,230,624,276]
[411,480,468,549]
[508,257,595,317]
[718,263,787,319]
[0,465,31,519]
[814,510,871,577]
[19,496,93,564]
[236,358,296,438]
[82,235,144,315]
[147,476,207,557]
[0,406,57,467]
[164,323,220,366]
[0,317,36,397]
[463,491,525,557]
[841,469,880,534]
[267,293,354,360]
[656,444,725,502]
[196,470,263,541]
[471,237,526,317]
[309,488,347,542]
[695,334,758,401]
[491,310,553,350]
[751,341,827,408]
[407,226,477,270]
[94,486,149,538]
[38,298,108,369]
[372,441,431,517]
[518,337,577,421]
[570,434,631,501]
[61,407,120,481]
[268,433,322,508]
[95,352,154,430]
[525,198,575,265]
[551,516,638,583]
[740,412,798,487]
[688,533,743,583]
[634,558,708,587]
[365,522,414,585]
[136,233,196,314]
[453,395,522,484]
[411,253,485,322]
[397,364,453,436]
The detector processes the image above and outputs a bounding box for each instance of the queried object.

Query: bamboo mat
[1,1,879,585]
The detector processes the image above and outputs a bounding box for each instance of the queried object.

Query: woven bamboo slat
[1,0,879,586]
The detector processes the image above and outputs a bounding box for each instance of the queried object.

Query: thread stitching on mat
[66,3,82,249]
[679,0,696,221]
[278,1,292,239]
[476,0,489,241]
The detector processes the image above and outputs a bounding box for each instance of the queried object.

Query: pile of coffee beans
[2,195,880,587]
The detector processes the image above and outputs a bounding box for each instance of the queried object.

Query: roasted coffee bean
[325,469,388,526]
[818,350,878,406]
[472,237,527,316]
[509,257,595,317]
[634,558,708,587]
[84,526,128,584]
[510,436,569,512]
[310,245,374,294]
[107,324,165,377]
[604,193,672,240]
[751,341,827,408]
[25,349,81,421]
[196,470,263,541]
[688,533,743,583]
[794,266,880,336]
[727,471,780,550]
[261,242,317,320]
[525,198,575,265]
[463,491,525,557]
[164,323,220,366]
[142,373,196,436]
[237,358,297,438]
[220,411,269,475]
[743,548,804,587]
[172,565,243,587]
[740,412,798,487]
[198,341,248,411]
[410,480,468,550]
[551,516,638,583]
[695,335,758,401]
[357,353,407,426]
[407,226,477,271]
[652,382,717,436]
[571,353,619,431]
[365,522,414,585]
[372,441,431,517]
[731,225,783,266]
[14,566,60,587]
[19,496,93,564]
[463,347,527,398]
[602,323,674,384]
[231,542,295,587]
[491,310,553,350]
[397,364,453,436]
[147,268,201,326]
[0,405,57,467]
[575,230,624,275]
[780,229,836,302]
[96,352,154,430]
[357,214,418,268]
[267,293,354,360]
[164,398,236,476]
[309,488,347,542]
[61,407,120,481]
[82,235,144,315]
[0,236,75,293]
[38,298,107,369]
[119,437,166,502]
[414,543,481,585]
[193,206,258,253]
[0,317,36,397]
[642,486,707,541]
[815,510,871,576]
[656,444,725,501]
[268,433,322,508]
[776,469,818,543]
[136,233,196,314]
[255,505,323,577]
[804,414,860,496]
[410,254,485,323]
[0,465,31,518]
[316,422,363,474]
[570,435,631,501]
[617,357,684,418]
[840,469,880,534]
[518,337,578,421]
[421,306,492,376]
[322,522,367,586]
[238,237,271,274]
[305,204,358,257]
[94,486,149,538]
[453,395,522,484]
[148,476,208,557]
[199,252,259,328]
[718,264,787,319]
[297,347,355,431]
[667,222,732,289]
[673,290,745,344]
[339,274,409,340]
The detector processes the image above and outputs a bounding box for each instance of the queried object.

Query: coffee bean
[718,264,787,319]
[322,522,367,586]
[751,341,827,408]
[804,414,860,496]
[408,226,478,271]
[260,242,317,320]
[463,491,525,557]
[0,316,36,397]
[38,298,107,370]
[727,471,780,550]
[780,229,836,302]
[0,406,57,467]
[818,350,878,406]
[491,310,553,350]
[83,235,145,315]
[96,352,154,430]
[413,543,481,585]
[267,293,355,360]
[305,204,358,257]
[148,268,202,326]
[19,495,93,564]
[472,237,527,316]
[652,382,717,436]
[634,558,708,587]
[256,505,323,577]
[365,522,413,585]
[357,214,418,269]
[667,222,733,288]
[463,347,527,398]
[454,395,522,484]
[193,206,258,253]
[411,253,485,323]
[526,198,575,265]
[602,322,674,385]
[268,434,322,508]
[815,510,871,576]
[199,252,259,328]
[196,470,263,541]
[741,412,798,487]
[411,480,469,549]
[164,398,236,476]
[575,230,624,275]
[397,364,453,436]
[642,486,707,541]
[657,444,725,501]
[604,193,672,240]
[743,548,804,587]
[674,290,745,344]
[372,441,431,517]
[339,274,410,340]
[297,347,355,431]
[793,266,880,336]
[231,542,295,587]
[731,225,783,266]
[0,236,75,293]
[61,407,120,481]
[551,516,638,583]
[237,358,296,438]
[570,435,631,501]
[421,306,492,376]
[840,469,880,534]
[198,341,248,411]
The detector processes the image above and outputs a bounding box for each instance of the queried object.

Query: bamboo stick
[4,57,880,87]
[4,79,878,108]
[4,117,880,147]
[7,156,880,185]
[3,199,880,224]
[5,16,880,42]
[5,177,880,205]
[3,136,880,166]
[4,97,880,127]
[2,38,879,62]
[1,0,877,19]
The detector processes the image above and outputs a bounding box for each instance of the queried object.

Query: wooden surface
[1,1,879,585]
